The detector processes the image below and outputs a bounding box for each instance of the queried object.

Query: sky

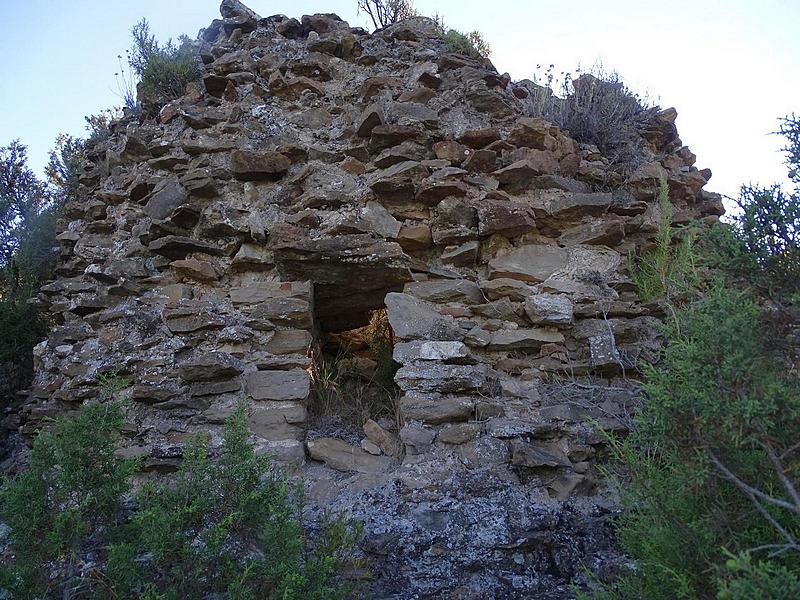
[0,0,797,203]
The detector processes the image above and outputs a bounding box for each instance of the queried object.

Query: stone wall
[16,1,723,594]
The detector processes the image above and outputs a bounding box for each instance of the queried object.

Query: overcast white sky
[1,0,797,203]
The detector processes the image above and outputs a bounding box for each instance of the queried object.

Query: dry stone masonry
[18,0,722,596]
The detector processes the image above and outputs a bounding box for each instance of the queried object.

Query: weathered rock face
[20,2,721,596]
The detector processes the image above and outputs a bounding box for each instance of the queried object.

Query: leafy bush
[0,400,360,599]
[703,115,800,301]
[0,141,51,267]
[0,286,49,364]
[597,285,800,599]
[127,19,202,110]
[46,134,85,205]
[629,179,697,302]
[112,401,360,599]
[0,401,136,597]
[357,0,416,30]
[443,29,491,59]
[0,140,57,386]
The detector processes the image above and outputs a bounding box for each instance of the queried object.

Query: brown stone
[306,437,391,473]
[458,127,501,149]
[230,150,291,180]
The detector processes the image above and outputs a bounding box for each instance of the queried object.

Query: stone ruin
[14,0,723,596]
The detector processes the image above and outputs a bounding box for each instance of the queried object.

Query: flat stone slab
[306,437,391,473]
[245,369,310,401]
[488,245,569,283]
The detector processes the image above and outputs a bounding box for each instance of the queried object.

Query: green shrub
[596,285,800,599]
[702,116,800,302]
[115,401,360,599]
[443,29,491,58]
[363,309,398,389]
[0,286,48,364]
[0,401,136,597]
[1,399,361,599]
[629,179,697,302]
[0,139,58,396]
[127,19,202,109]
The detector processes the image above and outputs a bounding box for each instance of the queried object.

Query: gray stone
[488,245,568,283]
[250,298,312,327]
[230,282,311,304]
[459,437,510,468]
[480,278,535,302]
[525,294,574,327]
[395,363,488,394]
[245,369,310,401]
[356,103,384,137]
[441,241,479,266]
[265,329,312,355]
[230,150,291,180]
[403,279,483,304]
[400,395,474,424]
[488,328,565,350]
[357,201,402,238]
[249,401,306,440]
[399,423,436,454]
[364,419,401,457]
[148,236,222,259]
[438,422,480,444]
[144,180,188,221]
[385,293,464,341]
[392,341,472,364]
[511,440,571,467]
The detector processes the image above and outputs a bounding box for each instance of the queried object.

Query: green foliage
[779,114,799,182]
[0,140,57,380]
[718,552,800,600]
[110,400,359,599]
[46,134,85,205]
[127,19,202,109]
[85,109,116,145]
[598,285,800,599]
[703,117,800,302]
[1,400,360,598]
[0,140,51,267]
[0,401,136,597]
[443,28,491,58]
[629,179,697,301]
[312,311,401,430]
[0,286,48,363]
